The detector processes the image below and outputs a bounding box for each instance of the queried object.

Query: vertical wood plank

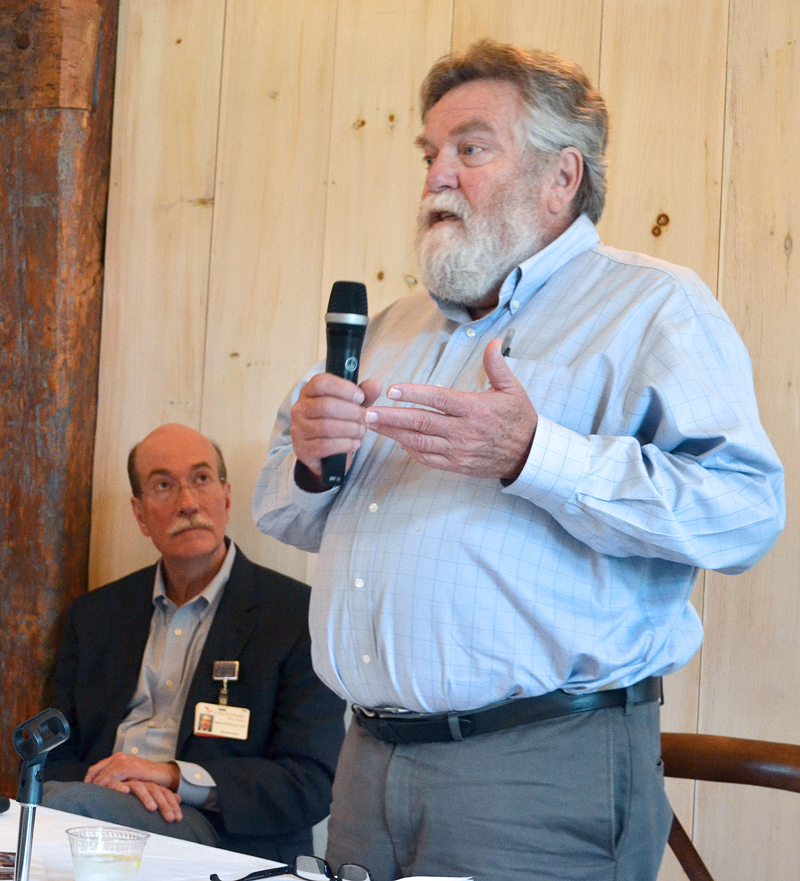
[452,0,602,83]
[597,9,729,877]
[199,0,339,579]
[599,0,729,294]
[320,0,454,320]
[696,1,800,877]
[89,0,225,587]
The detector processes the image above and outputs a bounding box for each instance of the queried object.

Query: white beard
[415,184,548,309]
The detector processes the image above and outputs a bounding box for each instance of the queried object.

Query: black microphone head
[327,281,367,316]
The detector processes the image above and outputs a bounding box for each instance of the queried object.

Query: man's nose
[424,153,459,194]
[176,483,200,510]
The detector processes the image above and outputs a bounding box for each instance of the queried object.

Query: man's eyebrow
[415,134,431,150]
[415,117,496,151]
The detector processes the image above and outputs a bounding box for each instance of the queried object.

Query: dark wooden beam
[0,0,118,796]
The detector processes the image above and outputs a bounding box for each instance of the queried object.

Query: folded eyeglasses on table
[210,855,371,881]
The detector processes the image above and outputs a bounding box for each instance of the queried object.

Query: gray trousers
[326,701,672,881]
[42,781,220,847]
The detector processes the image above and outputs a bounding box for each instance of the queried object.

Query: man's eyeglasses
[210,855,371,881]
[142,469,221,503]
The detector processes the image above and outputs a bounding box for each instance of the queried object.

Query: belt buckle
[353,704,378,719]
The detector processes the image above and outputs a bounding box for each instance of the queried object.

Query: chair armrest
[662,733,800,792]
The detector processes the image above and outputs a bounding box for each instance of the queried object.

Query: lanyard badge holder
[12,709,70,881]
[213,660,239,706]
[195,662,249,740]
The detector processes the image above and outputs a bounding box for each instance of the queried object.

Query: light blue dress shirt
[253,216,784,714]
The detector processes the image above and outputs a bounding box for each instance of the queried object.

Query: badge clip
[213,660,239,706]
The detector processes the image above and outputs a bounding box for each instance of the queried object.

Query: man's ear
[131,496,151,537]
[223,482,232,523]
[546,146,583,217]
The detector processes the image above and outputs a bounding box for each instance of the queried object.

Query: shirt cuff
[174,760,216,810]
[502,415,589,510]
[290,459,341,506]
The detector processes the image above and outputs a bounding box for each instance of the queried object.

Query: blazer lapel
[176,547,259,751]
[103,572,157,734]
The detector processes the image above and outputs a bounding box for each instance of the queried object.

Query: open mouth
[429,210,462,226]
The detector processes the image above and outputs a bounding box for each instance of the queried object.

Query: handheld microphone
[321,280,368,488]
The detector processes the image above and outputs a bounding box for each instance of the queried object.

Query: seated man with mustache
[42,423,345,862]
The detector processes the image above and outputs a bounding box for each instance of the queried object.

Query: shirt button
[511,299,520,310]
[368,502,378,513]
[354,578,364,589]
[194,772,202,780]
[465,327,476,338]
[362,654,371,664]
[130,747,139,755]
[174,628,182,636]
[165,679,174,689]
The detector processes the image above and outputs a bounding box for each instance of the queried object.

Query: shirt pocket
[503,354,619,436]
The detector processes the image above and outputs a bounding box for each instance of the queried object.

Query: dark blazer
[45,545,346,861]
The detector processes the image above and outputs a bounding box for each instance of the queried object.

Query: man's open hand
[363,338,537,482]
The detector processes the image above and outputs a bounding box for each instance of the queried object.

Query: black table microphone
[321,280,368,488]
[13,708,70,881]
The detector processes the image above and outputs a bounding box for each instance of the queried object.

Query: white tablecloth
[0,799,290,881]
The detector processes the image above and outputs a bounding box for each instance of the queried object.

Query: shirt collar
[152,539,237,616]
[433,214,600,324]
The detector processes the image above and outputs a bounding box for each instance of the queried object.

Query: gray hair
[420,40,608,223]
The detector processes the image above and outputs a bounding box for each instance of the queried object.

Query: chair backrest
[661,732,800,881]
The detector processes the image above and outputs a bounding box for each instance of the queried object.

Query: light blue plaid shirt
[254,216,784,713]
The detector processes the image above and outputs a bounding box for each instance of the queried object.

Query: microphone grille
[328,281,368,316]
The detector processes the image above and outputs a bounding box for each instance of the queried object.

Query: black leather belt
[352,677,662,744]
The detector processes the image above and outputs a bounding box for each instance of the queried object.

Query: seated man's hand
[85,752,179,789]
[106,778,184,823]
[84,752,183,821]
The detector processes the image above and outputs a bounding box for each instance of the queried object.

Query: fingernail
[387,387,401,400]
[364,410,378,424]
[354,389,365,404]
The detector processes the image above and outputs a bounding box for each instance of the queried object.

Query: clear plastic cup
[66,826,149,881]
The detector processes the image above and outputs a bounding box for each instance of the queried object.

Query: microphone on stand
[321,280,368,488]
[12,708,70,881]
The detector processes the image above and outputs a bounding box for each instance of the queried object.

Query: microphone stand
[12,709,70,881]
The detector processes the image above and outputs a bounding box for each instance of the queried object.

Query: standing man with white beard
[253,41,784,881]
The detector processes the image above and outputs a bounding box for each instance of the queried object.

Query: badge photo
[194,702,250,740]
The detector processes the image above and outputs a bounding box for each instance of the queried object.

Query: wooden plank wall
[90,1,798,878]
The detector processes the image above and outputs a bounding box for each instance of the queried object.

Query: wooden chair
[661,732,800,880]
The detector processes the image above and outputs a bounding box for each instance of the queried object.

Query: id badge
[194,702,250,740]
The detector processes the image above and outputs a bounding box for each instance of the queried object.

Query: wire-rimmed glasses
[141,468,223,504]
[210,854,371,881]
